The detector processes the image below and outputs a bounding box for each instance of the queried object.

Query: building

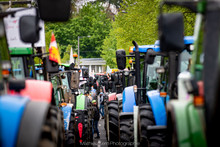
[79,58,106,73]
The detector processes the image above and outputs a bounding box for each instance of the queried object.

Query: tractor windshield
[11,57,25,79]
[146,56,161,90]
[61,72,70,92]
[179,50,192,73]
[51,76,64,106]
[36,73,44,80]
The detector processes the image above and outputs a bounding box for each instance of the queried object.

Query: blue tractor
[115,43,160,144]
[115,34,194,146]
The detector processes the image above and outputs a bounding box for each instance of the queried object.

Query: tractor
[104,54,138,144]
[114,28,194,146]
[50,63,94,146]
[115,43,161,146]
[163,0,220,146]
[0,0,71,146]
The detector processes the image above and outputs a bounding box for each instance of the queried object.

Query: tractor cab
[10,48,33,79]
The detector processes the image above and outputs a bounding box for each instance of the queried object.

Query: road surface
[93,117,107,147]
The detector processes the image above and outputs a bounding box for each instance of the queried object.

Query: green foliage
[103,0,161,55]
[101,30,117,68]
[61,45,72,63]
[101,0,195,67]
[45,2,112,61]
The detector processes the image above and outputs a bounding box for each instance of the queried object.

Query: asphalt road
[93,117,108,147]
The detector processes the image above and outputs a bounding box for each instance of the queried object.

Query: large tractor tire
[38,106,65,147]
[108,100,119,144]
[166,106,178,147]
[117,94,123,114]
[65,111,75,147]
[104,97,110,141]
[87,106,94,143]
[148,131,167,147]
[58,109,65,147]
[138,104,155,146]
[119,113,134,146]
[74,110,90,146]
[104,94,109,131]
[104,98,108,131]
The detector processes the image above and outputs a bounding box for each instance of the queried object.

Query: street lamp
[77,35,91,68]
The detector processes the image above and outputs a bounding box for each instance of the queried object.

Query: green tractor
[50,63,94,146]
[0,0,71,146]
[164,0,220,146]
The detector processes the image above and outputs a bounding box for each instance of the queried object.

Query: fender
[16,101,50,147]
[0,95,29,147]
[116,93,122,101]
[147,90,166,125]
[108,93,116,101]
[19,80,52,102]
[167,100,206,147]
[61,104,73,130]
[122,86,136,112]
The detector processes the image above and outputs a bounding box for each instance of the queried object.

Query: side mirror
[145,49,156,64]
[19,15,40,44]
[82,68,89,78]
[37,0,71,21]
[69,63,75,70]
[158,13,184,52]
[116,49,126,70]
[43,56,59,73]
[0,81,4,91]
[71,71,79,89]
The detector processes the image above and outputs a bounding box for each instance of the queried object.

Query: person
[91,86,97,100]
[99,88,104,119]
[92,100,100,139]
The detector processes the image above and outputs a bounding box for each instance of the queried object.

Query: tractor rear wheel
[119,113,134,146]
[87,106,94,144]
[57,109,65,147]
[138,104,155,146]
[38,105,65,147]
[74,110,89,146]
[108,100,119,144]
[65,110,75,147]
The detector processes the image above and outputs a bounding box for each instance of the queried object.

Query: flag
[69,47,74,64]
[49,32,61,64]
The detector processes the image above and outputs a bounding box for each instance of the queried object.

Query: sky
[76,0,96,7]
[76,0,118,14]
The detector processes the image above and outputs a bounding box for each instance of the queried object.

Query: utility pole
[77,35,91,68]
[78,36,80,68]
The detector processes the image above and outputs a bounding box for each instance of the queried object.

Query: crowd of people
[84,84,105,140]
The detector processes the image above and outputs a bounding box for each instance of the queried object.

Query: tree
[45,2,112,60]
[103,0,195,54]
[101,30,117,68]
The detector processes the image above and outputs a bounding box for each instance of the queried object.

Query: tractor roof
[9,48,32,55]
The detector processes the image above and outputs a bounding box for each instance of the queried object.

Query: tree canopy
[101,0,195,68]
[45,2,112,63]
[44,0,195,67]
